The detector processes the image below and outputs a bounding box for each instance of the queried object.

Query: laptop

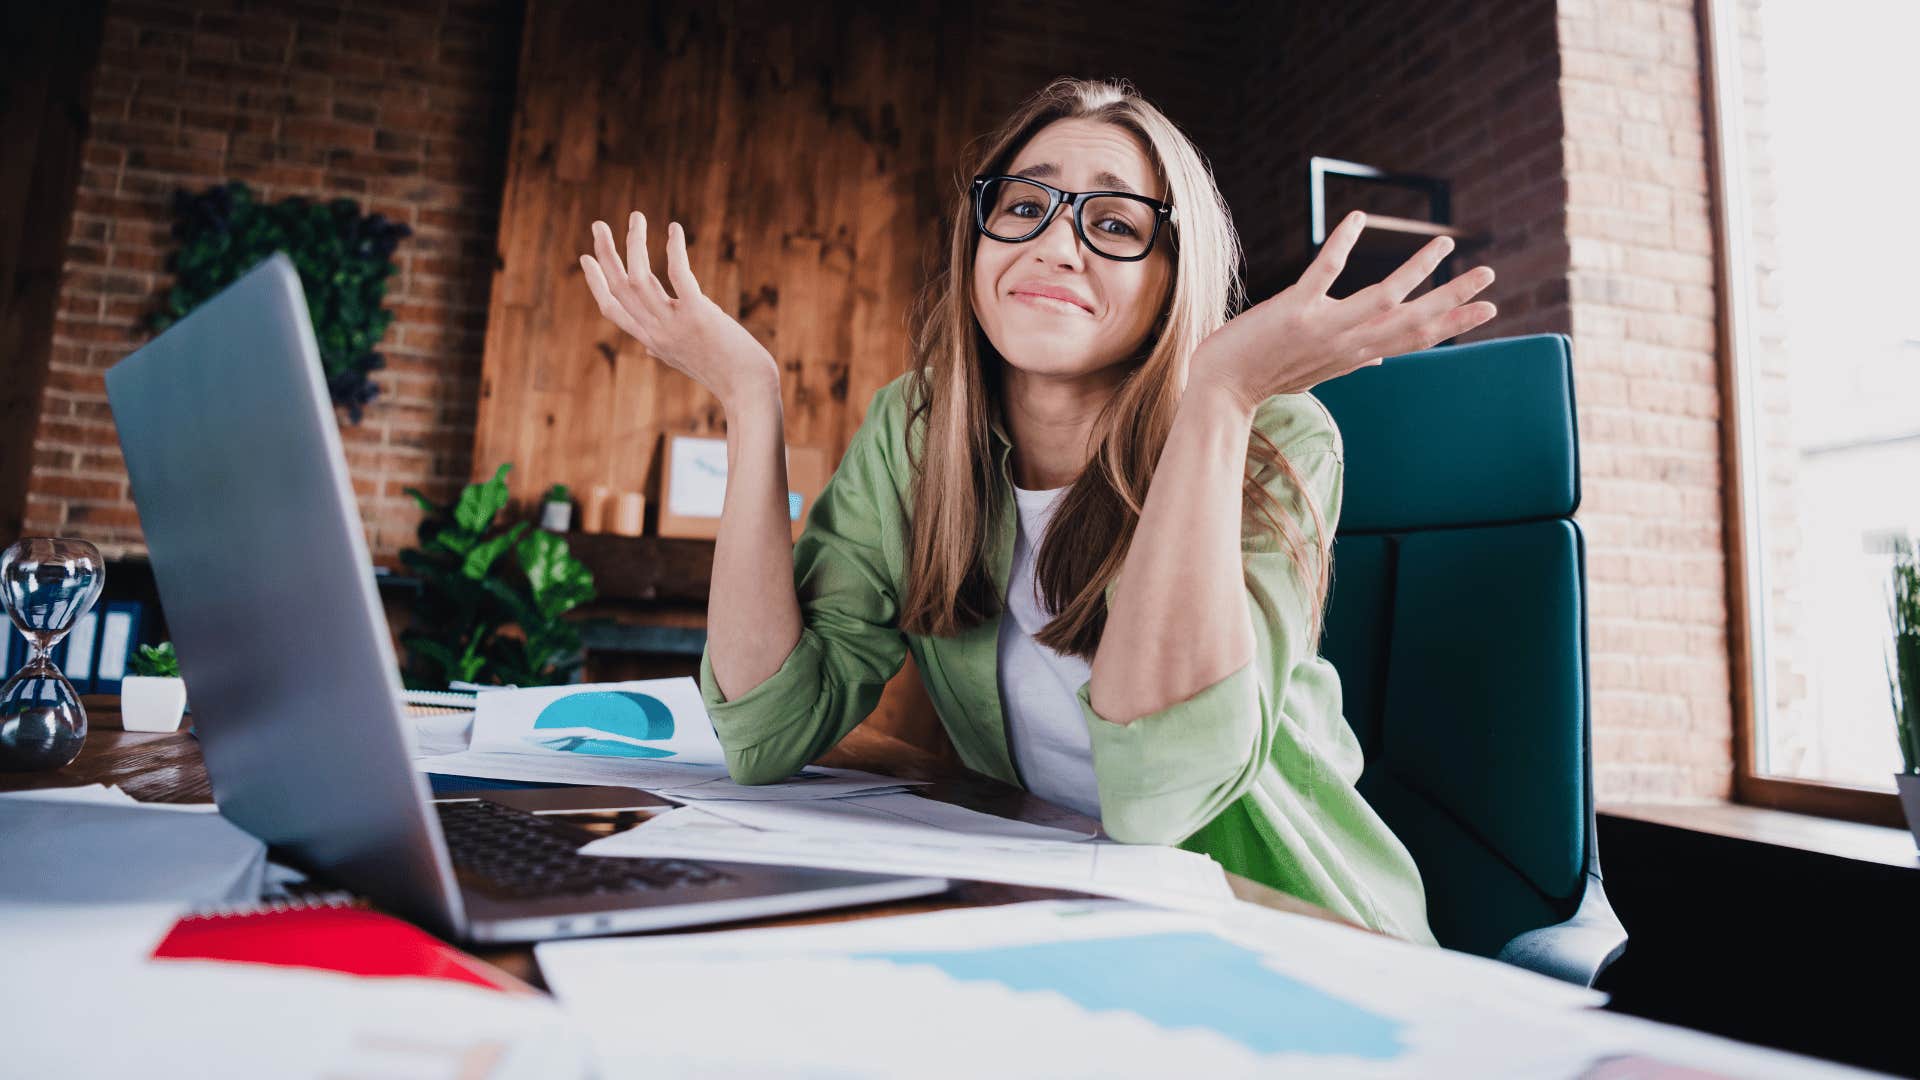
[104,252,947,943]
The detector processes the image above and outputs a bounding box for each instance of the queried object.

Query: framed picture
[657,434,829,541]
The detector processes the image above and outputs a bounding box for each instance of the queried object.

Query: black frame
[969,174,1176,262]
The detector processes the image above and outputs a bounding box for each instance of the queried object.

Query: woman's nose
[1031,206,1084,266]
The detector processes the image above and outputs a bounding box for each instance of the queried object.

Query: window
[1705,0,1915,824]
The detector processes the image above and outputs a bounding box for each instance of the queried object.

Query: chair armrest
[1495,874,1627,987]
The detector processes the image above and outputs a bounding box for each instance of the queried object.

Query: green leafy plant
[130,642,180,679]
[399,463,597,689]
[1888,539,1920,775]
[150,181,411,422]
[544,483,571,504]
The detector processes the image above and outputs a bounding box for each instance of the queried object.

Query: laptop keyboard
[435,798,736,900]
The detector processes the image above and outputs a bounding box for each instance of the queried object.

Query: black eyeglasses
[970,174,1176,262]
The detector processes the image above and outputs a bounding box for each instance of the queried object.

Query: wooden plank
[0,2,108,543]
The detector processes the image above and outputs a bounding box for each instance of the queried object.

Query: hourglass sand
[0,538,105,771]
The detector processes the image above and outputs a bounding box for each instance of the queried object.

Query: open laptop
[104,252,946,943]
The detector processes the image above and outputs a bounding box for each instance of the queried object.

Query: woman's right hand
[579,212,779,409]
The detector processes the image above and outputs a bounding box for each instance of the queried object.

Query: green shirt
[697,370,1436,945]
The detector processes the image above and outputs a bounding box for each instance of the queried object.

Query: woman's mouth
[1011,291,1091,315]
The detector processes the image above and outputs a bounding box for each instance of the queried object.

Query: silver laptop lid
[104,252,465,935]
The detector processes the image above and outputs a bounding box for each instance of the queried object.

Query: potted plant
[398,463,597,690]
[540,483,573,533]
[122,642,188,733]
[1888,539,1920,846]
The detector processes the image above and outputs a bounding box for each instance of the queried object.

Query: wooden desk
[2,712,1363,986]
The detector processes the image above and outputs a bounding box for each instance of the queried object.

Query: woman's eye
[1008,200,1043,217]
[1097,218,1139,237]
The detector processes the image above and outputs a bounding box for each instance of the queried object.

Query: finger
[591,219,629,282]
[1333,235,1458,331]
[626,211,671,307]
[579,254,650,341]
[664,221,704,301]
[1374,232,1443,307]
[1297,210,1367,296]
[1369,297,1499,361]
[1399,263,1496,324]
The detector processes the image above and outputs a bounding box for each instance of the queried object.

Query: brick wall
[1558,0,1735,801]
[25,0,518,565]
[1230,0,1569,341]
[1231,0,1735,802]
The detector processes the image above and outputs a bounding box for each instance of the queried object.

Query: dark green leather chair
[1313,332,1627,986]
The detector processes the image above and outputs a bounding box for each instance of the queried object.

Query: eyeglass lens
[978,177,1156,260]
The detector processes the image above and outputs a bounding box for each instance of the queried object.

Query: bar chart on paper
[535,901,1863,1078]
[849,931,1404,1060]
[536,904,1410,1076]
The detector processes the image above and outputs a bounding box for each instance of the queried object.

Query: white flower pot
[1899,774,1920,851]
[121,676,188,733]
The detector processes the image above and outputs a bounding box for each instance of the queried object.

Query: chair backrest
[1313,333,1595,958]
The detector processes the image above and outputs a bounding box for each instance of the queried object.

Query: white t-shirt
[995,482,1103,820]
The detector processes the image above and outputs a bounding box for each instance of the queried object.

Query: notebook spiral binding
[186,889,365,919]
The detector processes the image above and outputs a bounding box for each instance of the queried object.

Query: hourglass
[0,538,105,771]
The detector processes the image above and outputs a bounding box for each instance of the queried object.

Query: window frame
[1700,0,1905,827]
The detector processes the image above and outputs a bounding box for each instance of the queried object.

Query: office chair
[1313,332,1628,987]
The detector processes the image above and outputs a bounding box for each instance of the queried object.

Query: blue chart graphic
[525,691,676,757]
[854,932,1406,1060]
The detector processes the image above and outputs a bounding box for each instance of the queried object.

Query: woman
[578,77,1495,944]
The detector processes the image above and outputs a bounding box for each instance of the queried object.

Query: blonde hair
[898,76,1331,656]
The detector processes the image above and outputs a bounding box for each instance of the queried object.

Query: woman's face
[971,117,1174,382]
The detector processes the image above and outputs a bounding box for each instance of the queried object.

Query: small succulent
[131,642,181,679]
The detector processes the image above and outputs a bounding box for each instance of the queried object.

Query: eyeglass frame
[969,173,1177,263]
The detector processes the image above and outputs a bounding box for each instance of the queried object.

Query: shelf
[561,530,714,606]
[1599,801,1920,871]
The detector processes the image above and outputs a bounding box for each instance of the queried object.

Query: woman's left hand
[1188,210,1497,409]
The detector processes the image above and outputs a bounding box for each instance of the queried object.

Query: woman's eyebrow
[1012,161,1141,196]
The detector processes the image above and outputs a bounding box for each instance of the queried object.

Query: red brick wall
[1560,0,1735,801]
[1232,0,1733,802]
[1229,0,1569,339]
[25,0,518,565]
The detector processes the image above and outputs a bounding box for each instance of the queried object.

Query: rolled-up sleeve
[1080,436,1341,845]
[697,389,909,785]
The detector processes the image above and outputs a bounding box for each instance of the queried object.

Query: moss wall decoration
[149,182,412,422]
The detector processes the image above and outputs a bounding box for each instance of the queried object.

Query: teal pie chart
[525,691,676,758]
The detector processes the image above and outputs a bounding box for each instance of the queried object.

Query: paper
[413,709,475,757]
[419,747,917,801]
[582,801,1231,909]
[686,791,1099,842]
[0,793,266,905]
[536,900,1872,1079]
[469,677,724,762]
[1,901,591,1080]
[416,676,924,800]
[0,783,217,812]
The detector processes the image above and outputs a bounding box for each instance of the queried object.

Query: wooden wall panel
[476,0,977,510]
[479,0,981,753]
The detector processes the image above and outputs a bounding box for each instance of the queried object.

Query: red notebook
[151,901,532,994]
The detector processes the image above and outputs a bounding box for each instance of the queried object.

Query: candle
[582,484,613,533]
[612,491,646,537]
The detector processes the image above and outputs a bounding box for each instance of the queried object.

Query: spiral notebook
[151,895,532,994]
